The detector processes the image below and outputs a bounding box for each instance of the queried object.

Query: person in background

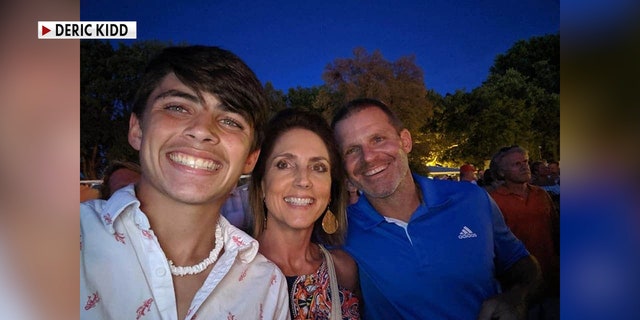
[220,178,252,233]
[99,160,141,200]
[530,160,560,210]
[80,45,289,319]
[489,145,560,319]
[346,180,360,205]
[459,164,478,184]
[547,160,560,185]
[331,98,541,320]
[250,108,360,319]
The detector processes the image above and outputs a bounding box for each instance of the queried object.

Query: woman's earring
[322,207,338,234]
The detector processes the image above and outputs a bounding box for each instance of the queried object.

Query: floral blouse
[286,258,360,319]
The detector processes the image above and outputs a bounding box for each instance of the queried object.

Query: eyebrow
[274,153,330,163]
[152,89,199,103]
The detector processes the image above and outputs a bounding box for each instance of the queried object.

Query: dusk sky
[81,0,559,95]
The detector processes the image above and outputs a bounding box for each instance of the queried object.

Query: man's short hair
[489,145,528,181]
[330,98,404,133]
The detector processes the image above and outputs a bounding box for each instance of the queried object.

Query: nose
[295,168,312,189]
[361,144,376,163]
[184,114,219,143]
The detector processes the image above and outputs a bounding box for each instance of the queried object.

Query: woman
[250,108,360,319]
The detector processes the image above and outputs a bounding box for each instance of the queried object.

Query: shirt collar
[349,174,455,229]
[100,185,260,263]
[494,183,533,196]
[218,216,259,263]
[101,184,141,234]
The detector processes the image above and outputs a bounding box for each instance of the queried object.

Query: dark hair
[489,145,529,181]
[330,98,403,133]
[250,108,347,246]
[100,160,141,199]
[132,45,269,151]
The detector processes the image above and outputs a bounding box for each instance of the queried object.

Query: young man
[80,46,289,319]
[331,98,542,320]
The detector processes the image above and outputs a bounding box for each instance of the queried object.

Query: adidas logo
[458,226,478,239]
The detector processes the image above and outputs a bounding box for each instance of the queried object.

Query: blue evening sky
[81,0,559,95]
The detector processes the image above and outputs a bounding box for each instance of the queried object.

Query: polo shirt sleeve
[488,195,530,274]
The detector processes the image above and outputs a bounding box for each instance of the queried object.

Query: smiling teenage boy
[80,46,289,320]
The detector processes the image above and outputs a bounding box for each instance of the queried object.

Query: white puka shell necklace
[168,222,223,276]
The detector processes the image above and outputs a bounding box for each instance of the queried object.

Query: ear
[128,113,143,151]
[399,129,413,153]
[242,149,261,174]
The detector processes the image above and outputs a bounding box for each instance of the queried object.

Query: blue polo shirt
[344,174,529,319]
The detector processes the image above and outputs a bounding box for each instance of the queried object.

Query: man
[460,163,478,184]
[489,146,560,318]
[80,46,289,319]
[331,98,541,320]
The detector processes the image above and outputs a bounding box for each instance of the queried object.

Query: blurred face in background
[107,168,141,195]
[500,151,531,184]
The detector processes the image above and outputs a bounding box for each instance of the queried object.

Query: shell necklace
[168,222,223,277]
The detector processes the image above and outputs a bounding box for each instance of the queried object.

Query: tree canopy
[80,34,559,179]
[80,40,166,179]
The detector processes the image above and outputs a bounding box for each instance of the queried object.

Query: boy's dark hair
[132,45,269,151]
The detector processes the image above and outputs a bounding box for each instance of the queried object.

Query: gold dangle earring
[322,206,338,234]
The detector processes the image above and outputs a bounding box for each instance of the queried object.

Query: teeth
[363,166,384,176]
[284,197,314,205]
[169,153,220,171]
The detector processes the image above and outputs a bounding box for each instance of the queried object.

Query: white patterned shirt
[80,185,290,320]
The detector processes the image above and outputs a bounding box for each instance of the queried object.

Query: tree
[263,82,287,117]
[462,69,542,163]
[421,33,560,168]
[489,34,560,160]
[491,34,559,94]
[81,40,167,179]
[321,47,434,172]
[322,47,433,133]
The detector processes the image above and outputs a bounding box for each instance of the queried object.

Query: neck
[258,225,320,276]
[368,174,420,222]
[134,183,223,265]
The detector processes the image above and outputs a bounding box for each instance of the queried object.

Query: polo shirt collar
[350,173,455,229]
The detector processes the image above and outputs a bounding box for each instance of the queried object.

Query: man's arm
[477,255,543,320]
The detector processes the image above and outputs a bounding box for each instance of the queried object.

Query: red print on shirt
[102,213,113,225]
[136,298,153,319]
[232,235,245,246]
[114,232,126,244]
[84,292,100,310]
[141,229,154,240]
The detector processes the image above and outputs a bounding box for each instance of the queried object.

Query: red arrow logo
[42,25,51,36]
